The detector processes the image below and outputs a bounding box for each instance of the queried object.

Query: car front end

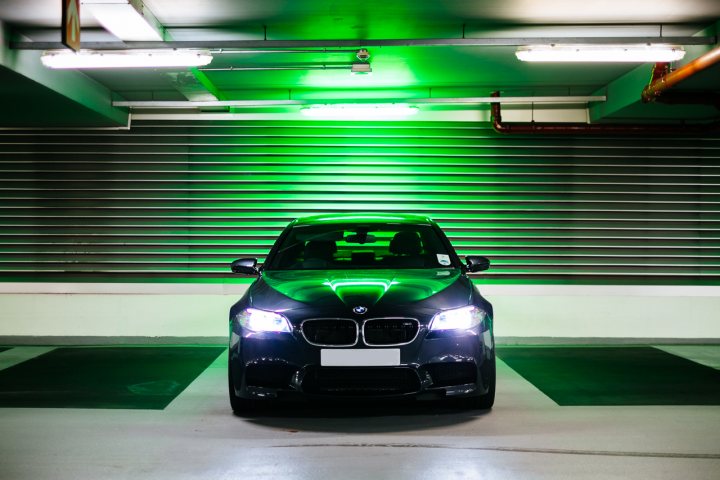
[228,214,495,410]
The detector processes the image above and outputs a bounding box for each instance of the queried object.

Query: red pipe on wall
[490,92,719,135]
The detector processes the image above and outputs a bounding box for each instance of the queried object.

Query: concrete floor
[1,347,719,480]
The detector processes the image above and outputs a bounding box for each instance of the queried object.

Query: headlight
[429,306,485,331]
[236,308,291,333]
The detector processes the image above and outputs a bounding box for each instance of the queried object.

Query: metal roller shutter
[0,120,717,285]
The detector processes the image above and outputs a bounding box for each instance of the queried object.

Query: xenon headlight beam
[429,306,485,331]
[236,308,291,333]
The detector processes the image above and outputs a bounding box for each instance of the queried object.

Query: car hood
[249,268,471,313]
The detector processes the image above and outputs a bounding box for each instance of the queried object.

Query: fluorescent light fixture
[516,44,686,62]
[351,62,372,74]
[301,104,418,120]
[41,49,213,69]
[83,0,163,41]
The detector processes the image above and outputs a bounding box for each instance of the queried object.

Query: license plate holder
[320,348,400,367]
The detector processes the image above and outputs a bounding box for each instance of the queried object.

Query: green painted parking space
[0,346,225,410]
[497,346,720,406]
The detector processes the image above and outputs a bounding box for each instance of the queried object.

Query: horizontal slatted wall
[0,120,718,285]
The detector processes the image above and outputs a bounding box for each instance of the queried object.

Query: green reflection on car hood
[262,269,461,307]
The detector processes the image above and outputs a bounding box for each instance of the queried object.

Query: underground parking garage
[0,1,719,479]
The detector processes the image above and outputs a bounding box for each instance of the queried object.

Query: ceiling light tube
[301,104,418,120]
[41,49,213,69]
[516,44,686,62]
[113,95,606,108]
[83,0,164,41]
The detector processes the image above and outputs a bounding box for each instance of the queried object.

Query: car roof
[292,213,436,226]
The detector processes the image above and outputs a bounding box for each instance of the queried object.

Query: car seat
[303,240,337,268]
[384,231,424,267]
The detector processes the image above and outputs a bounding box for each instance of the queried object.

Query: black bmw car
[228,213,495,411]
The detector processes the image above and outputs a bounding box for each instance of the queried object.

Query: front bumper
[229,323,494,400]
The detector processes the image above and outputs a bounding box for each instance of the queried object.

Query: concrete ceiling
[2,0,719,27]
[0,0,719,126]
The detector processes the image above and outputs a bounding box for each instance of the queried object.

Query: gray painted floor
[0,348,719,480]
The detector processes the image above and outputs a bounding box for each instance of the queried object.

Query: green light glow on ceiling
[301,104,419,119]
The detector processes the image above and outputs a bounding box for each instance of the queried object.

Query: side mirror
[465,256,490,273]
[231,258,259,275]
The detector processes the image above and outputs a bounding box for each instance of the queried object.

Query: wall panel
[0,120,718,285]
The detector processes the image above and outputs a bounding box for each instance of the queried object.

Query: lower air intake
[245,363,298,389]
[302,367,421,395]
[424,362,477,387]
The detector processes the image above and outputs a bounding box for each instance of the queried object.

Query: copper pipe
[648,62,670,84]
[642,46,720,103]
[490,91,719,135]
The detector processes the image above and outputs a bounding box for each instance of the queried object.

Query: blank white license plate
[321,348,400,367]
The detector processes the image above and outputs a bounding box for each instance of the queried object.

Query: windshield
[264,223,460,270]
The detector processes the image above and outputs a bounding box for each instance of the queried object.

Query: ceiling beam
[10,36,716,50]
[113,95,605,109]
[588,65,652,122]
[0,22,128,126]
[589,21,720,122]
[155,13,225,102]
